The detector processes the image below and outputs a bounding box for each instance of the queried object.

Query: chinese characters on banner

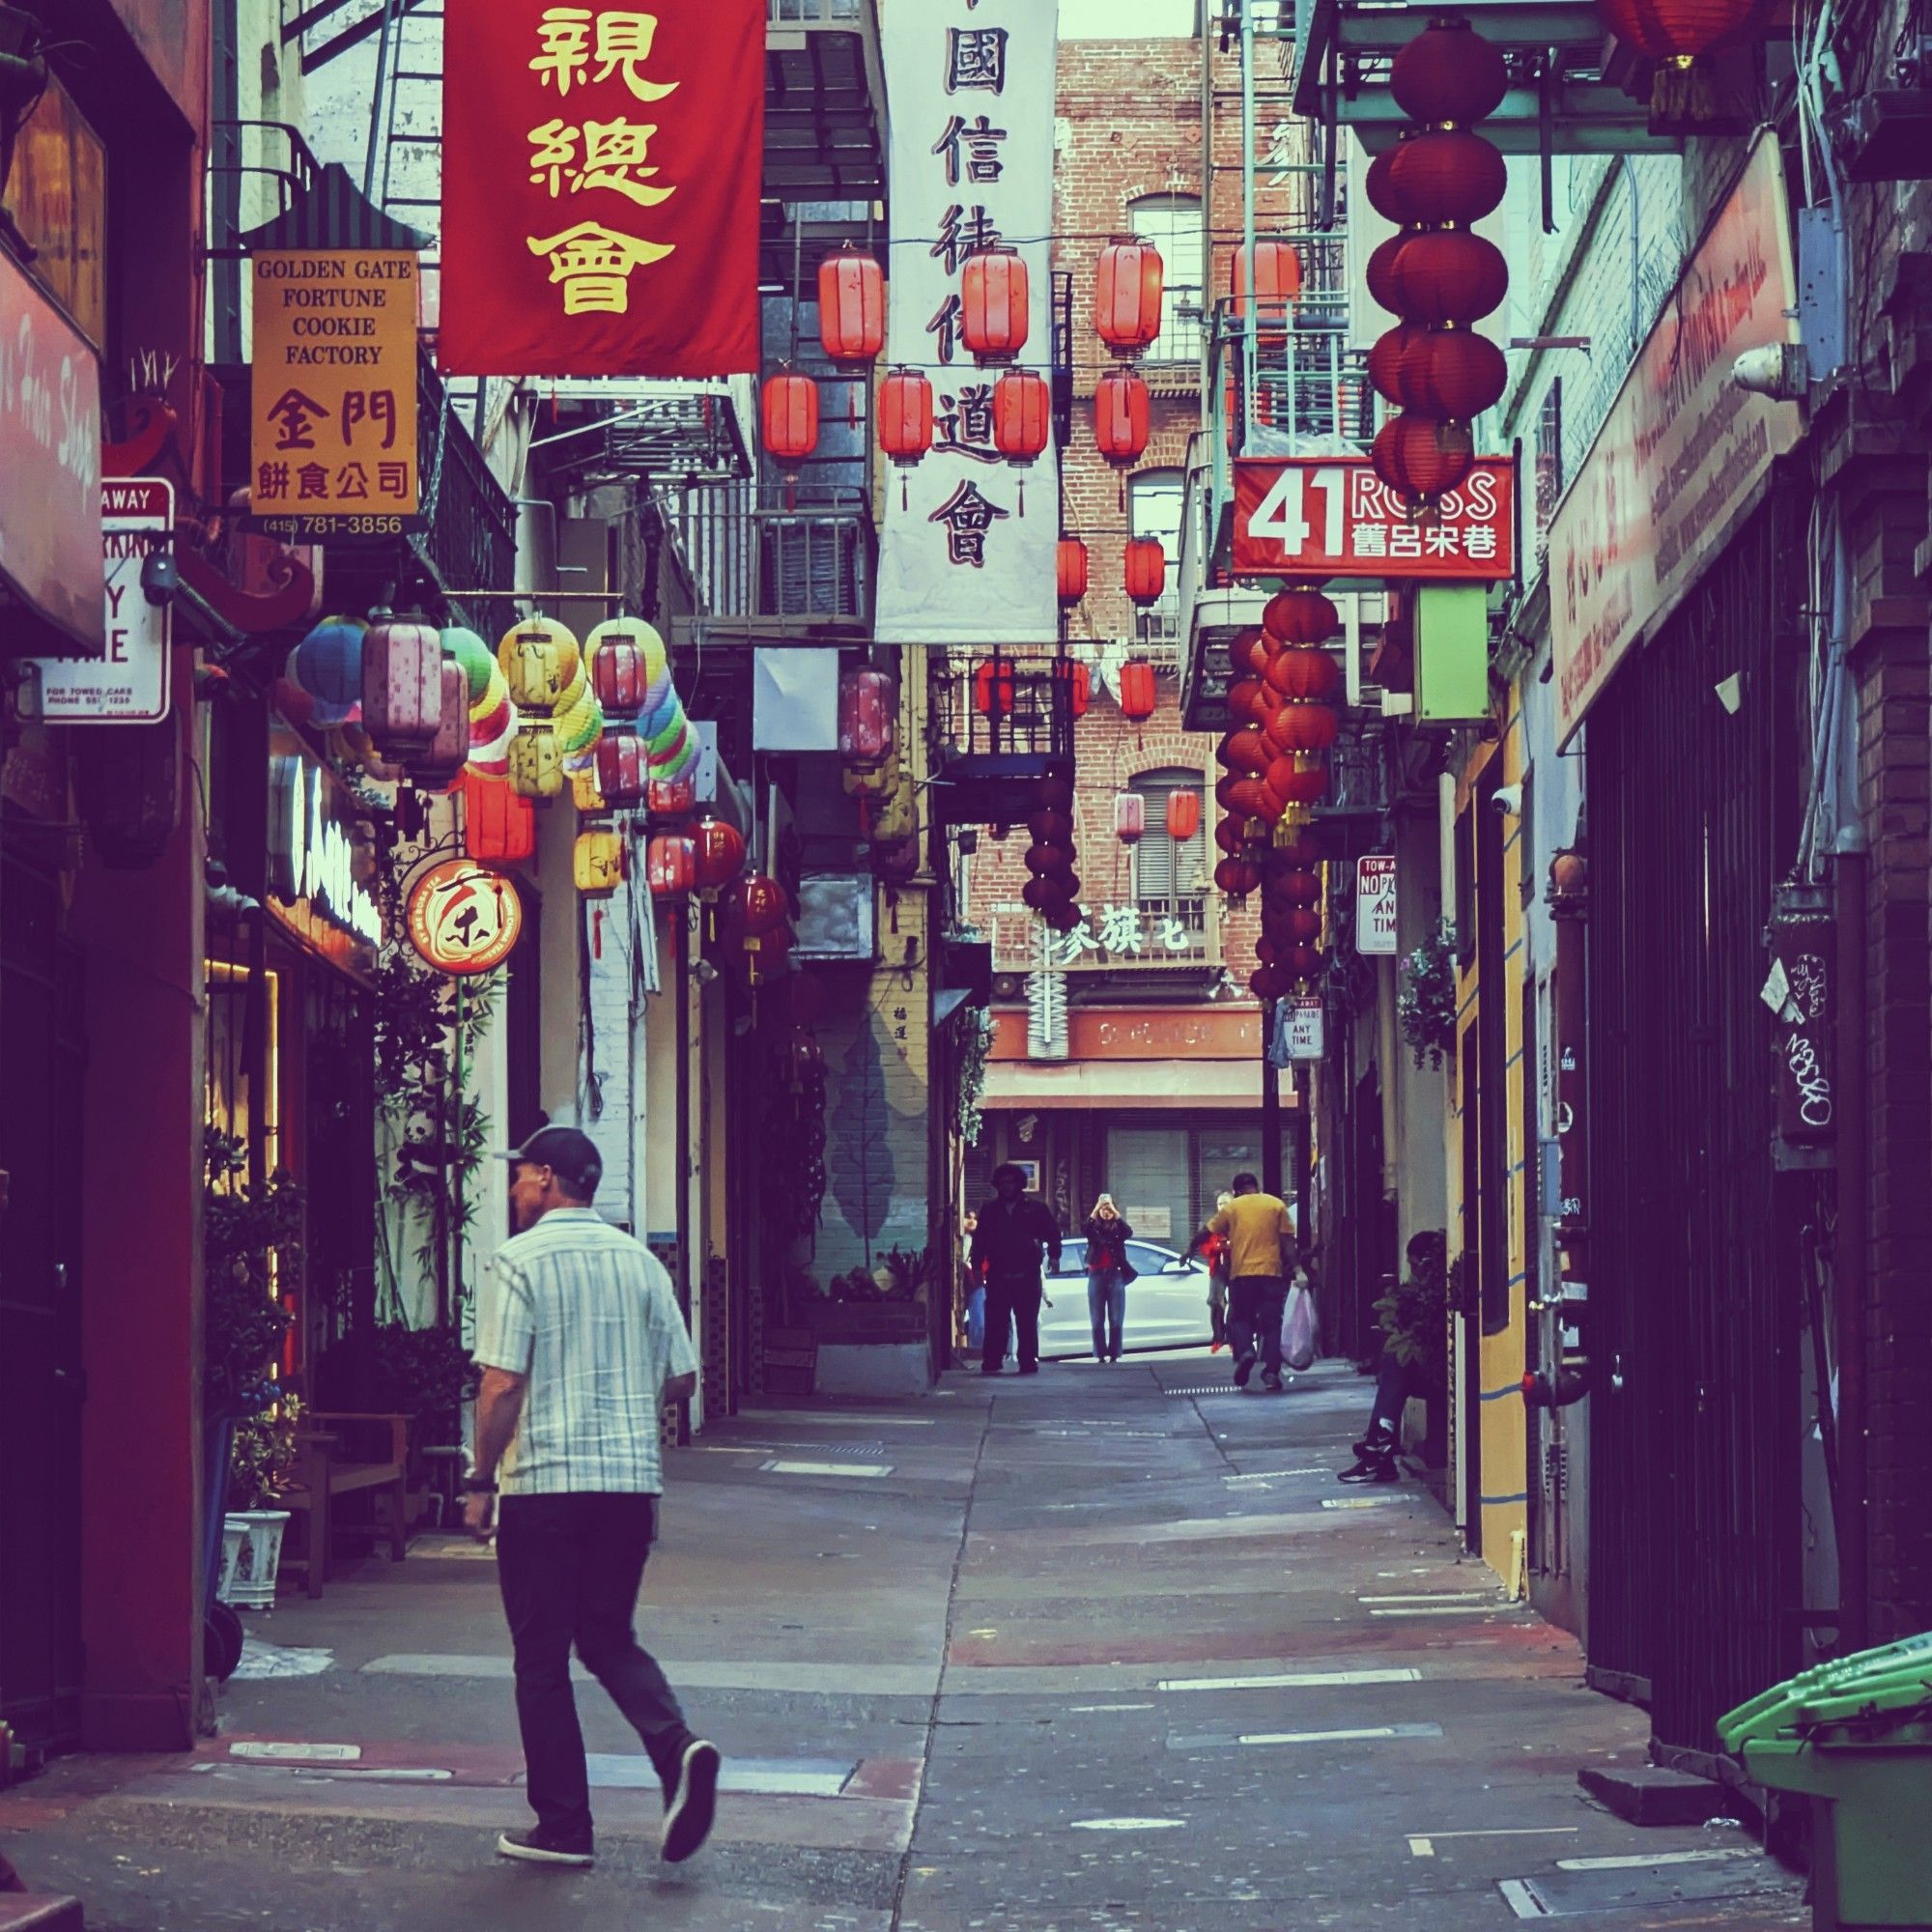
[249,250,421,541]
[1232,458,1516,582]
[877,1,1058,644]
[1045,903,1197,964]
[1548,130,1800,748]
[440,0,761,377]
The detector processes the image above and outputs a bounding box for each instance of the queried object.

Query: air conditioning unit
[1025,970,1067,1061]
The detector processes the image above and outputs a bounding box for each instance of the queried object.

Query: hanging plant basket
[1398,920,1460,1067]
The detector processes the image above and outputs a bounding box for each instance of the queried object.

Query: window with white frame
[1126,192,1204,367]
[1129,468,1184,648]
[1129,767,1210,953]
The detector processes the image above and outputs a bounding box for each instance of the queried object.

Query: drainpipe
[1833,833,1867,1648]
[1239,0,1256,450]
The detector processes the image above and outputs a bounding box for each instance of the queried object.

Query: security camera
[1732,343,1807,403]
[692,958,720,985]
[1491,783,1522,817]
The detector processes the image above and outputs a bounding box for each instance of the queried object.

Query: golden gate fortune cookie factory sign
[248,249,422,542]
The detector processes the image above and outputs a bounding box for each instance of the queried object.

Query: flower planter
[223,1510,290,1609]
[216,1518,247,1604]
[805,1299,928,1345]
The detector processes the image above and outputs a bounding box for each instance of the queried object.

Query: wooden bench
[277,1411,411,1599]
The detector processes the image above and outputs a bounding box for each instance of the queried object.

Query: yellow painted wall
[1450,703,1531,1584]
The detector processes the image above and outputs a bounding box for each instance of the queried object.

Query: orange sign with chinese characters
[407,859,526,975]
[439,0,761,377]
[248,249,421,542]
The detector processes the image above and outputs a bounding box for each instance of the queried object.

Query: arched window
[1126,192,1204,366]
[1129,765,1208,956]
[1129,468,1184,648]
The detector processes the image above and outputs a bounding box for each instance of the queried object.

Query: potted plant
[1398,921,1460,1068]
[221,1393,303,1609]
[1371,1230,1450,1465]
[809,1246,932,1341]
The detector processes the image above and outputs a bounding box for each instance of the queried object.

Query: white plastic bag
[1281,1283,1320,1373]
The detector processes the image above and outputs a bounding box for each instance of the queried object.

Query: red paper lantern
[646,774,696,818]
[1027,808,1072,843]
[1270,868,1321,908]
[1215,817,1248,856]
[462,772,535,865]
[1094,368,1152,469]
[974,661,1017,716]
[879,367,934,465]
[1095,238,1165,357]
[1022,875,1075,912]
[1058,536,1090,606]
[1391,230,1510,327]
[1224,776,1277,821]
[1165,789,1202,841]
[817,249,885,363]
[1123,537,1167,608]
[1266,703,1340,754]
[691,814,747,894]
[1264,589,1340,644]
[1227,677,1269,721]
[1389,20,1510,124]
[1598,0,1767,64]
[1249,964,1291,1003]
[761,371,819,466]
[1268,908,1324,947]
[729,873,789,938]
[1266,648,1343,702]
[1217,727,1272,777]
[1366,233,1413,316]
[993,369,1050,465]
[1231,240,1304,314]
[960,246,1030,363]
[1283,943,1323,980]
[1114,791,1146,845]
[589,636,646,717]
[1118,657,1157,722]
[646,832,696,897]
[839,668,896,767]
[1232,628,1272,677]
[1268,758,1330,805]
[1025,841,1071,877]
[1388,130,1509,225]
[1369,322,1428,404]
[1374,412,1476,498]
[1364,144,1407,222]
[1276,829,1325,867]
[1398,327,1509,420]
[1055,657,1093,718]
[593,731,647,805]
[1215,857,1262,898]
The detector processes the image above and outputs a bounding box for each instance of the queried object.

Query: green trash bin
[1719,1634,1932,1930]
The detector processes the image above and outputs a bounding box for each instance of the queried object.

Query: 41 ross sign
[1233,457,1516,582]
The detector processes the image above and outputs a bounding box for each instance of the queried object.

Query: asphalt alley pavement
[0,1357,1806,1930]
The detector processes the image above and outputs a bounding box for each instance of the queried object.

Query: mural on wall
[814,951,932,1290]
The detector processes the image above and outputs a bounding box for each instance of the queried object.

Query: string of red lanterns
[1364,19,1511,512]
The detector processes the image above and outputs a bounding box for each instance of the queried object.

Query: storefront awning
[983,1059,1293,1113]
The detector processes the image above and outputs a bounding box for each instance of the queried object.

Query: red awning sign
[1233,457,1515,583]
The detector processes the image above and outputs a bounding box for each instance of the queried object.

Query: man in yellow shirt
[1206,1172,1296,1391]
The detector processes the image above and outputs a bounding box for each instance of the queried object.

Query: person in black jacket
[969,1164,1063,1375]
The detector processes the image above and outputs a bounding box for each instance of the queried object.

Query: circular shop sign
[407,859,524,975]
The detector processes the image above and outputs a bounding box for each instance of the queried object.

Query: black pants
[1229,1275,1287,1378]
[983,1273,1042,1371]
[496,1492,692,1841]
[1368,1340,1420,1435]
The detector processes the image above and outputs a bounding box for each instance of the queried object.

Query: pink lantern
[594,732,648,806]
[838,668,896,768]
[1114,791,1146,846]
[361,619,445,756]
[408,661,470,788]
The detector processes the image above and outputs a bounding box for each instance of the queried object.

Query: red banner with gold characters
[439,0,761,377]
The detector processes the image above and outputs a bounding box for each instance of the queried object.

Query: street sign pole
[1261,1000,1283,1197]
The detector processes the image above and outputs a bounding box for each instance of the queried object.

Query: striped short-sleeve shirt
[472,1208,698,1495]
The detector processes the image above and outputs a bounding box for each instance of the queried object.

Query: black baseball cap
[498,1124,602,1198]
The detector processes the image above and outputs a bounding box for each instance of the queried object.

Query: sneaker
[497,1828,594,1867]
[1338,1454,1398,1485]
[1017,1362,1039,1376]
[1352,1429,1396,1457]
[661,1739,721,1864]
[1233,1352,1256,1388]
[1261,1372,1285,1393]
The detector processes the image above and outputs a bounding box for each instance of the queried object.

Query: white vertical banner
[878,0,1059,646]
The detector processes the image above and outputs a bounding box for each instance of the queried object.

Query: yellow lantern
[497,616,581,713]
[843,749,897,798]
[508,721,563,799]
[570,767,607,813]
[870,771,919,842]
[574,825,625,898]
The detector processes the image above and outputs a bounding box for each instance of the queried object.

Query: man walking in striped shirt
[466,1124,721,1869]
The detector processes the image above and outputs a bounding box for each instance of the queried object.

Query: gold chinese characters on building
[248,249,421,541]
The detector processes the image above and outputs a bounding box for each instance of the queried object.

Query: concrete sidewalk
[0,1359,1804,1930]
